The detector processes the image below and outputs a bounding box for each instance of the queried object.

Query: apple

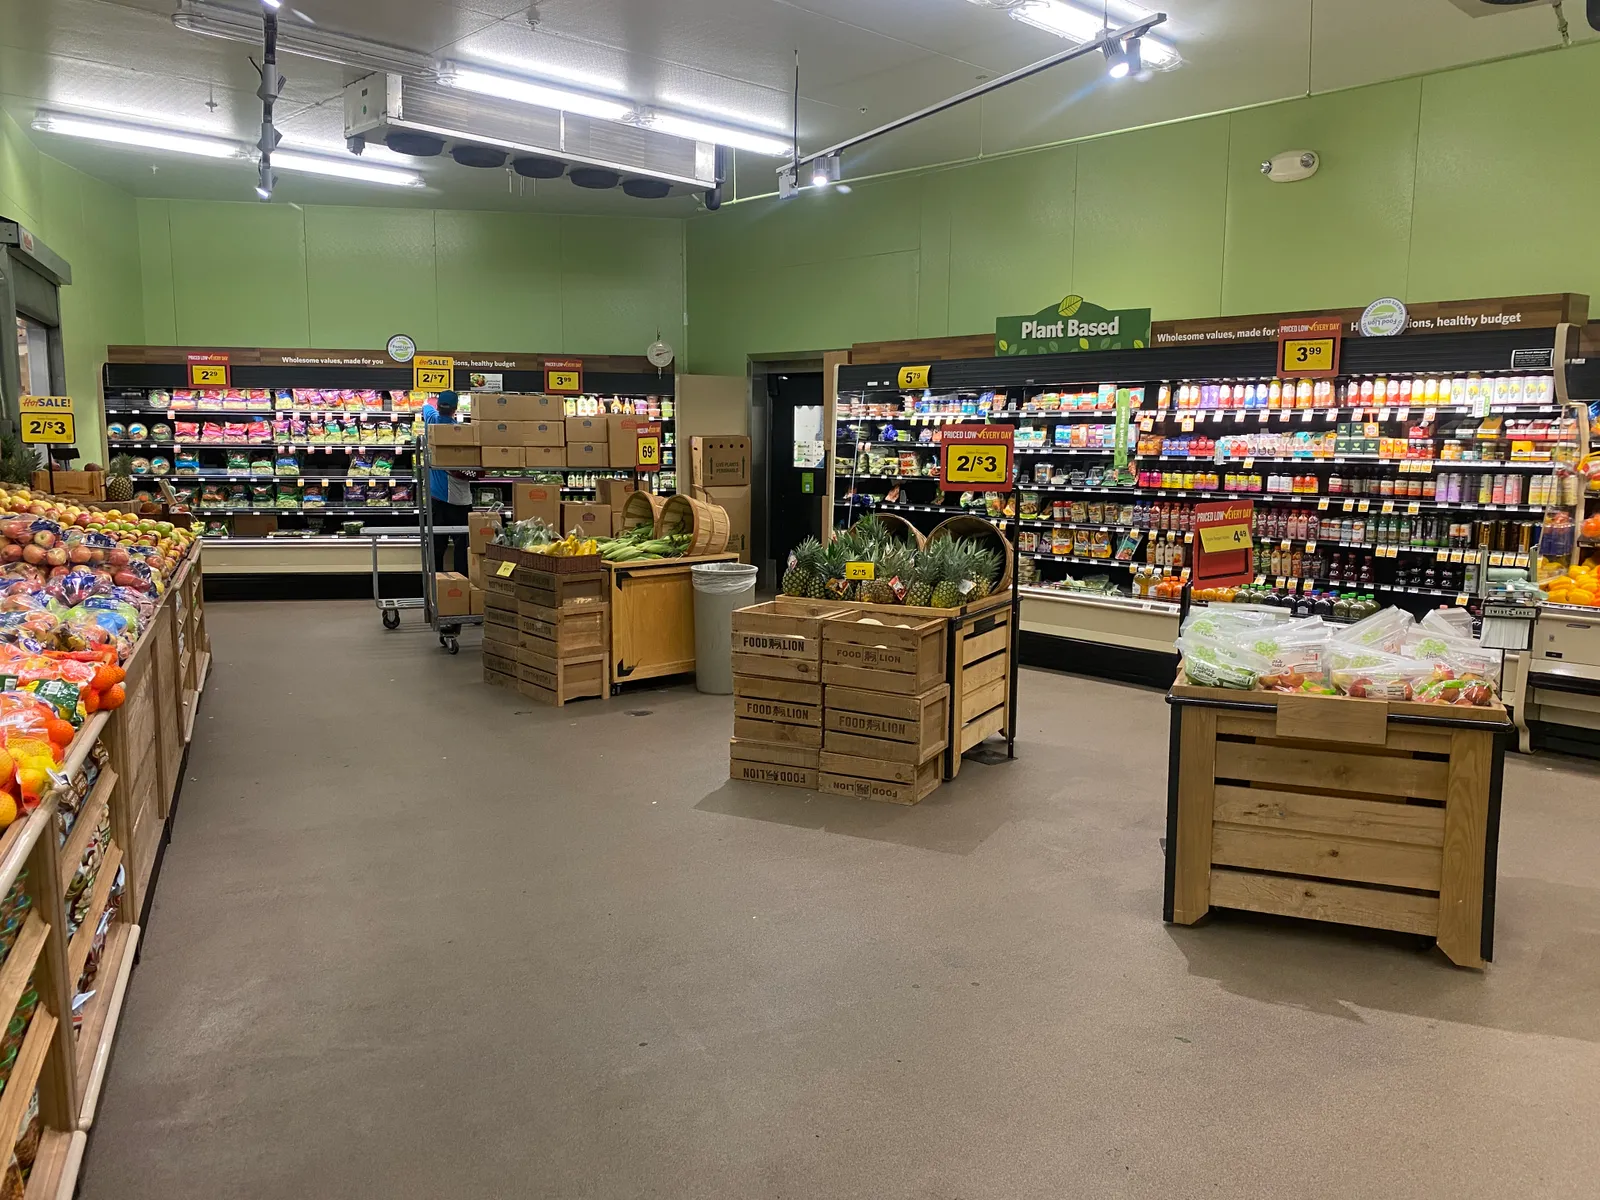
[44,546,67,567]
[0,546,21,564]
[67,546,91,565]
[20,545,45,565]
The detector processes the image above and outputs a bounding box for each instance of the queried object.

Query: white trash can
[691,562,759,694]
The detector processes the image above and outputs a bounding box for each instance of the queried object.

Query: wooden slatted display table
[606,553,739,691]
[1163,678,1510,969]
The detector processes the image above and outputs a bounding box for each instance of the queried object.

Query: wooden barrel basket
[928,514,1014,594]
[658,494,731,555]
[852,512,926,549]
[621,490,666,532]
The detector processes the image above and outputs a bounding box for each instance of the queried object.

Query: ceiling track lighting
[779,12,1165,197]
[254,5,285,201]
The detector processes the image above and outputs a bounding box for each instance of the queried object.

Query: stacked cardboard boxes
[513,561,609,705]
[428,422,479,467]
[465,510,502,614]
[819,614,949,805]
[480,549,520,685]
[690,436,752,563]
[728,600,842,788]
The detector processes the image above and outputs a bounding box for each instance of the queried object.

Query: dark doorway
[765,371,825,572]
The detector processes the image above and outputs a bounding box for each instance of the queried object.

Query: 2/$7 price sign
[413,355,455,392]
[18,396,75,446]
[939,424,1015,493]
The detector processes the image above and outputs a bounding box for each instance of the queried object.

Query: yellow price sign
[495,560,516,578]
[414,355,455,392]
[1283,337,1335,371]
[845,561,876,581]
[897,364,931,390]
[1277,317,1342,378]
[1198,523,1251,553]
[635,429,661,472]
[545,359,585,394]
[19,396,75,445]
[944,446,1009,486]
[189,364,227,386]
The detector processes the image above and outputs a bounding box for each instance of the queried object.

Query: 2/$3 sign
[996,295,1152,357]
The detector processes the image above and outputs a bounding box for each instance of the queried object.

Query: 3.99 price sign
[939,424,1014,493]
[1278,316,1342,379]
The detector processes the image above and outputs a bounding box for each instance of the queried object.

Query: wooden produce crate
[731,599,846,663]
[608,553,738,691]
[517,604,609,660]
[947,599,1013,778]
[730,738,819,789]
[733,676,823,728]
[515,571,606,613]
[728,601,846,785]
[821,613,947,694]
[819,756,942,806]
[1164,679,1510,969]
[515,650,607,706]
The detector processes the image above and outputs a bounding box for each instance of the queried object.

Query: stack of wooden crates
[728,600,834,788]
[820,613,949,805]
[726,601,952,805]
[482,548,609,705]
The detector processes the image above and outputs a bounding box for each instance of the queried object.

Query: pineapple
[823,537,854,600]
[863,542,912,605]
[930,539,966,609]
[964,541,1004,600]
[106,454,136,503]
[782,537,825,598]
[906,546,940,608]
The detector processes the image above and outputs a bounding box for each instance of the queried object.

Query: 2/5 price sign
[939,424,1014,493]
[19,396,75,445]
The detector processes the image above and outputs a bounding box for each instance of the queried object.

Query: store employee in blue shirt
[421,391,474,575]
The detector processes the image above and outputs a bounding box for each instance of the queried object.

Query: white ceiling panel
[0,0,1591,214]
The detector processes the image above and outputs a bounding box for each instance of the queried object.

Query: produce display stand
[480,545,609,704]
[606,553,738,692]
[0,546,210,1198]
[1163,678,1509,968]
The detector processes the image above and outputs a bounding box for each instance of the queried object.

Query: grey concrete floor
[79,601,1600,1199]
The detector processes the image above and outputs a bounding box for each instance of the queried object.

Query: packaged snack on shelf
[275,454,299,477]
[151,422,173,444]
[246,418,271,442]
[345,481,367,505]
[175,421,201,441]
[366,483,389,507]
[390,483,414,506]
[201,422,225,444]
[303,483,326,507]
[250,483,274,509]
[275,483,300,509]
[274,389,294,409]
[247,389,273,410]
[128,458,150,477]
[348,455,369,478]
[170,390,197,410]
[150,458,172,477]
[373,454,394,477]
[199,484,225,508]
[225,483,249,507]
[359,390,383,411]
[106,423,126,441]
[290,417,308,440]
[171,484,198,506]
[126,422,148,442]
[250,455,274,477]
[226,451,249,473]
[359,424,379,445]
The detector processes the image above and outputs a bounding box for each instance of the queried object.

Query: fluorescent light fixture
[173,1,433,75]
[646,112,790,156]
[465,51,627,94]
[31,110,243,158]
[272,150,423,187]
[436,65,633,122]
[979,1,1180,67]
[261,0,281,9]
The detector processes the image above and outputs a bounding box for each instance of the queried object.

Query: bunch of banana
[536,532,602,557]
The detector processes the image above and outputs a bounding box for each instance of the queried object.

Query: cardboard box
[478,420,528,446]
[522,445,566,468]
[467,511,502,555]
[470,585,485,615]
[522,420,566,447]
[32,470,103,499]
[566,441,610,469]
[560,503,612,539]
[696,484,751,563]
[512,483,561,528]
[480,445,524,469]
[428,423,477,446]
[691,435,751,487]
[608,415,651,468]
[475,394,561,423]
[432,446,480,468]
[468,550,484,588]
[565,415,607,443]
[599,478,638,510]
[435,573,471,617]
[232,513,279,537]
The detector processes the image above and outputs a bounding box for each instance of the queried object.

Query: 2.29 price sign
[939,424,1015,493]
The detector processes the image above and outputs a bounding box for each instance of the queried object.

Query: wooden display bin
[730,738,818,789]
[1164,677,1510,969]
[607,553,738,691]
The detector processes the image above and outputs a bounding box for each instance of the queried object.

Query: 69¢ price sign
[939,424,1015,493]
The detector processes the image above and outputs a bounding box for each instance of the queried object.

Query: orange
[100,684,125,711]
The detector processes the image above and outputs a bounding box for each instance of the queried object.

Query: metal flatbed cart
[360,524,430,629]
[414,433,483,654]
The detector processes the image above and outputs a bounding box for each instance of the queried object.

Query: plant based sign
[996,296,1151,356]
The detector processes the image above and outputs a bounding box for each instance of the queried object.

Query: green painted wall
[1,109,143,462]
[136,199,687,359]
[686,43,1600,375]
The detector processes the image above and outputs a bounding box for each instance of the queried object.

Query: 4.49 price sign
[939,424,1015,493]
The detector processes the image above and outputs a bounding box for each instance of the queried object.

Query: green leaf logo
[1079,338,1090,350]
[1133,338,1144,348]
[997,339,1009,352]
[1058,295,1083,318]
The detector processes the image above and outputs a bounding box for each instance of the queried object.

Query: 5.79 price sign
[939,424,1015,493]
